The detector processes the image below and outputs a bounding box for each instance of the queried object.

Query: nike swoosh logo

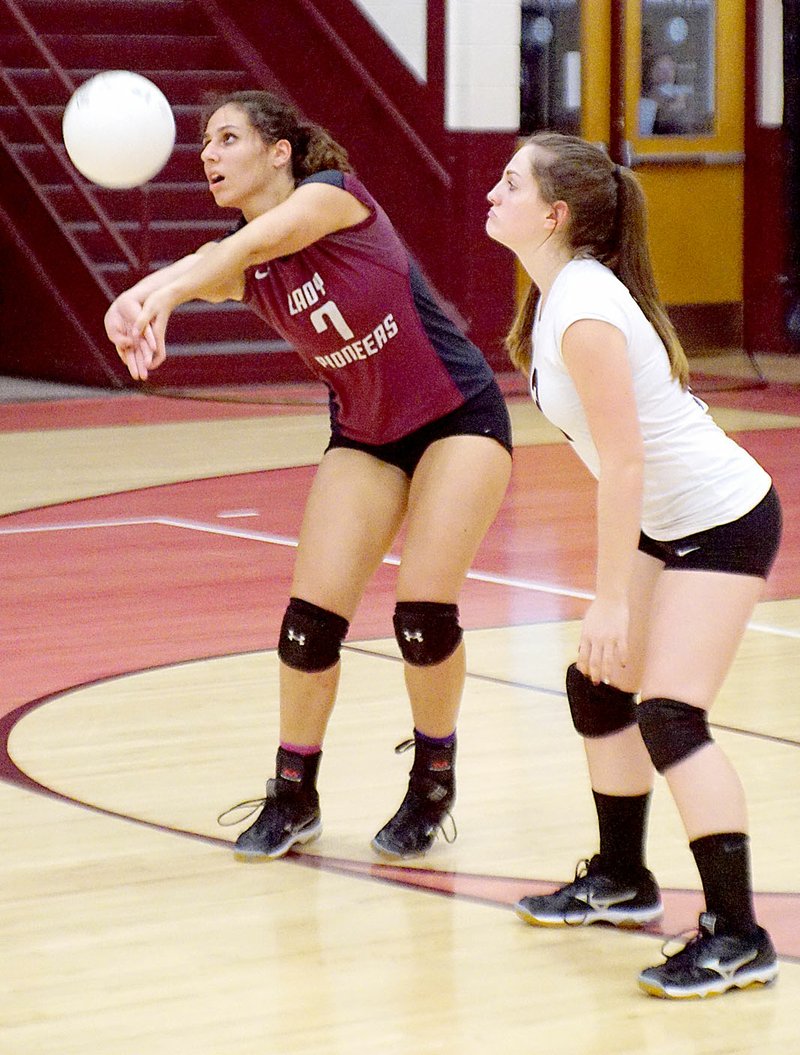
[254,268,270,279]
[675,543,701,557]
[581,891,636,910]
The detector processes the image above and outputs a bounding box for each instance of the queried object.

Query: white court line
[3,515,798,638]
[0,515,593,597]
[216,509,260,519]
[377,551,593,600]
[748,622,800,640]
[0,516,297,548]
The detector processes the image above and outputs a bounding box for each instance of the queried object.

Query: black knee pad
[278,597,349,672]
[393,601,462,666]
[565,663,637,738]
[636,697,713,773]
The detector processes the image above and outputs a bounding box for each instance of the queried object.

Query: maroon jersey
[240,171,495,444]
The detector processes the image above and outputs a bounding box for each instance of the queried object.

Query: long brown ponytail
[201,90,352,183]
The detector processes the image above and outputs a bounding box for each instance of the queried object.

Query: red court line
[299,853,800,960]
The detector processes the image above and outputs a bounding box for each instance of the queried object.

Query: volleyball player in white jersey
[486,132,782,1000]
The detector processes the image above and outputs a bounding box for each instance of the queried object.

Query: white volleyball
[62,70,176,189]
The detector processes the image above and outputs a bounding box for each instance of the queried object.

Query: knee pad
[393,601,462,666]
[278,597,349,672]
[636,697,712,773]
[566,663,637,738]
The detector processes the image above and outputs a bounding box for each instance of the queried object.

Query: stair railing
[0,193,129,385]
[1,0,149,291]
[195,0,451,189]
[293,0,451,188]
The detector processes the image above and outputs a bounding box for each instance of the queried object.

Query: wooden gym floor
[1,350,798,1054]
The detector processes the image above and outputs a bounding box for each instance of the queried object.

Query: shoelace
[216,778,278,827]
[438,811,458,845]
[546,857,616,927]
[397,786,457,844]
[655,925,706,962]
[573,857,592,882]
[560,858,594,926]
[656,911,731,961]
[218,744,459,843]
[394,740,458,845]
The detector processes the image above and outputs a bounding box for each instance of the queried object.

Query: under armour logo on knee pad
[394,602,462,666]
[403,629,424,643]
[278,598,349,673]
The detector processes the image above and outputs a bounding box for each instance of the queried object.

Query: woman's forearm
[594,460,643,602]
[126,247,213,302]
[149,238,246,309]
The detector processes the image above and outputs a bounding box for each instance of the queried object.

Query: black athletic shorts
[638,485,782,579]
[325,379,513,479]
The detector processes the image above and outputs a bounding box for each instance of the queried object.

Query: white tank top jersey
[530,258,772,541]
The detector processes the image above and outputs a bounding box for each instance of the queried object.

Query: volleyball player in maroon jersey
[104,90,512,861]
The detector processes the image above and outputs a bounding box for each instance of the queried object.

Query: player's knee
[393,601,462,666]
[278,597,349,672]
[636,696,712,773]
[566,662,637,738]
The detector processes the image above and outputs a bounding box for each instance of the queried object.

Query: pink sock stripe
[281,741,321,756]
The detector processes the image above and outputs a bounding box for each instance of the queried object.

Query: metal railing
[195,0,452,189]
[1,0,147,290]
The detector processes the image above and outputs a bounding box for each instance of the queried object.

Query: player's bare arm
[104,244,223,379]
[562,318,644,683]
[133,183,369,363]
[139,184,367,314]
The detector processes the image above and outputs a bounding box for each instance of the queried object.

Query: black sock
[411,730,456,798]
[690,832,757,934]
[593,790,651,880]
[275,746,321,795]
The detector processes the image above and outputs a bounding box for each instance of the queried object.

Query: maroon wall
[0,141,130,388]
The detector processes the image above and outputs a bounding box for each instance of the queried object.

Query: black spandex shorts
[638,485,782,579]
[325,379,513,479]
